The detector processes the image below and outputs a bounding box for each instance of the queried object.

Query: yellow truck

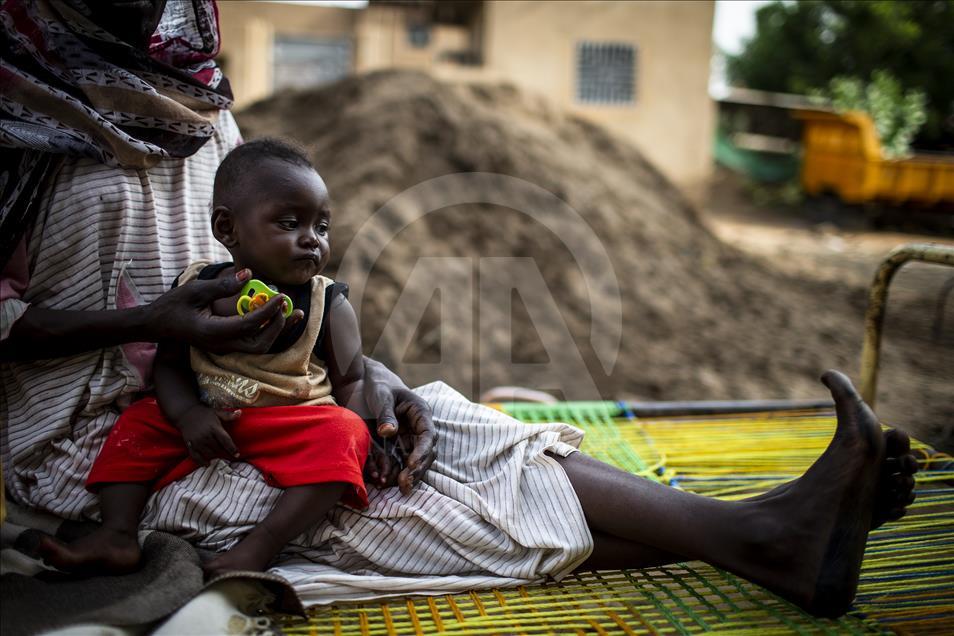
[795,109,954,206]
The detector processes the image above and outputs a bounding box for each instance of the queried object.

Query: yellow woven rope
[274,409,952,635]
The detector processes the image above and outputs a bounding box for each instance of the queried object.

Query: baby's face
[231,160,332,286]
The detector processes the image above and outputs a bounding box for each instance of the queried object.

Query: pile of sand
[236,71,950,447]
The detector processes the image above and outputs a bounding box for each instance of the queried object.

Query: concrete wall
[352,5,446,72]
[218,3,472,103]
[217,2,358,107]
[482,1,715,194]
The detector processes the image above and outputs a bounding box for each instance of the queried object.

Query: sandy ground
[702,168,953,290]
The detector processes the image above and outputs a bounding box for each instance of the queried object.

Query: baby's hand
[176,405,241,466]
[364,438,400,489]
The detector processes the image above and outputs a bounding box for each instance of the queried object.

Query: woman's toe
[885,429,911,456]
[900,474,915,491]
[900,454,919,475]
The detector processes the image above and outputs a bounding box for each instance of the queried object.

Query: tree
[814,71,927,158]
[727,1,954,149]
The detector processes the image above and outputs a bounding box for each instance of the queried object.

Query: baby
[40,139,375,576]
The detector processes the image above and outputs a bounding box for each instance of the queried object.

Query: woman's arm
[0,269,299,361]
[1,305,153,360]
[320,291,439,494]
[324,295,440,493]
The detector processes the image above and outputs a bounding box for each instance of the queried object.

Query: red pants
[88,398,371,509]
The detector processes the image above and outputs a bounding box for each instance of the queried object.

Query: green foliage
[727,0,954,149]
[813,71,927,158]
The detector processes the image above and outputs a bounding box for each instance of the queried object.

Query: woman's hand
[148,269,304,354]
[176,405,242,466]
[362,358,437,495]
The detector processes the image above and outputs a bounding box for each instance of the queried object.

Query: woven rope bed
[271,401,954,635]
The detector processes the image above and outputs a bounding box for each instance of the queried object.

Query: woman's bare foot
[747,426,917,529]
[203,528,279,578]
[38,527,141,575]
[737,370,886,617]
[875,429,918,526]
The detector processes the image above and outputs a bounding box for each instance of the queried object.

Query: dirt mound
[236,70,949,447]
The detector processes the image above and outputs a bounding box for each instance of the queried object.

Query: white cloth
[144,381,593,605]
[0,110,594,602]
[1,110,238,519]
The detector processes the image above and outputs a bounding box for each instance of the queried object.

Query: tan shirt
[179,261,337,409]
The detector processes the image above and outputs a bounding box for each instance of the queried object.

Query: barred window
[407,23,431,48]
[273,36,352,91]
[576,42,636,104]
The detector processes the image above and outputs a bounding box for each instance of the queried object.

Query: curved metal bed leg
[932,275,954,342]
[860,242,954,407]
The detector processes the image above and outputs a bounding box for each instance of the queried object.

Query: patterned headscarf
[0,0,233,268]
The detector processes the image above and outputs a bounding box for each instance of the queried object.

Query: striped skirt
[140,381,594,605]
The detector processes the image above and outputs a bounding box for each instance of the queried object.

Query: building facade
[217,0,715,196]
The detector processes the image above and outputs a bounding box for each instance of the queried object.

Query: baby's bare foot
[38,527,141,575]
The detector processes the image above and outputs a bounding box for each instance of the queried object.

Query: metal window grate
[273,36,352,92]
[407,23,431,48]
[576,41,636,104]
